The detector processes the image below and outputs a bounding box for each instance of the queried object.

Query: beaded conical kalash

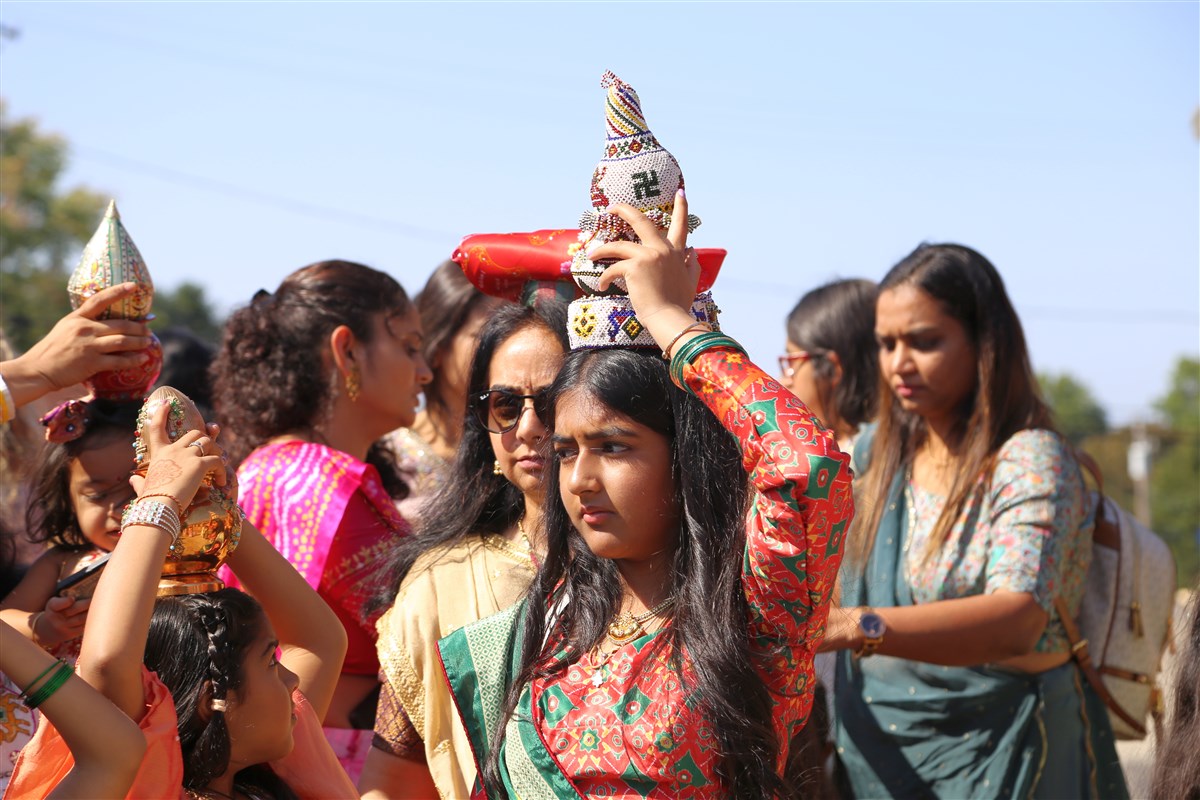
[132,386,242,596]
[567,72,719,349]
[450,73,725,341]
[67,201,163,399]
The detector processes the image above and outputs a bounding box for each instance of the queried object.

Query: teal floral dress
[836,427,1128,799]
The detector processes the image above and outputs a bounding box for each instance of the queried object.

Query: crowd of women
[1,122,1198,800]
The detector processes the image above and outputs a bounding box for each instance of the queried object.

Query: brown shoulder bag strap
[1053,593,1146,737]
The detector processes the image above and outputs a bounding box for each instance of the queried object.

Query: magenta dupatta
[225,441,405,590]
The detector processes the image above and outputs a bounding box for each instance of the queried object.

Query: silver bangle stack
[120,499,182,553]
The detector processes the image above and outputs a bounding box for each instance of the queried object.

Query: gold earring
[493,459,503,475]
[345,366,361,402]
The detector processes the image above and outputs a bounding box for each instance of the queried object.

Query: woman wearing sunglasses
[361,300,569,799]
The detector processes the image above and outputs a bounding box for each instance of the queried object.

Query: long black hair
[850,243,1055,567]
[145,589,298,798]
[25,399,140,550]
[483,348,790,798]
[377,300,568,606]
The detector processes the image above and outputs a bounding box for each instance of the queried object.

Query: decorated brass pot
[135,386,242,596]
[69,201,163,400]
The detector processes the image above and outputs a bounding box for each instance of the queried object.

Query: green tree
[0,101,224,351]
[1150,356,1200,585]
[152,282,223,345]
[1,100,108,351]
[1038,371,1109,446]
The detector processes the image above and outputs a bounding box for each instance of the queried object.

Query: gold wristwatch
[854,607,886,658]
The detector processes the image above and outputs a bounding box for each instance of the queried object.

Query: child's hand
[31,596,90,649]
[128,404,228,511]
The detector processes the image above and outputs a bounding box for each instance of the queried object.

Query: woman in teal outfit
[820,243,1128,799]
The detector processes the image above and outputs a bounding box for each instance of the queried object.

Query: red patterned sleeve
[680,348,854,642]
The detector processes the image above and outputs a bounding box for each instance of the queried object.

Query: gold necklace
[590,597,675,688]
[515,516,536,566]
[606,597,675,646]
[186,789,235,800]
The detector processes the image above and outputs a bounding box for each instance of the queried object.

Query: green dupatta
[438,600,582,800]
[834,437,1128,799]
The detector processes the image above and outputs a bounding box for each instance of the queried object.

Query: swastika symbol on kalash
[631,170,661,201]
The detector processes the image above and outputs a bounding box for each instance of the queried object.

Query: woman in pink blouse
[211,260,431,781]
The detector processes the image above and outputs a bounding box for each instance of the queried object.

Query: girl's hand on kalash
[81,402,230,722]
[591,189,704,349]
[128,402,229,511]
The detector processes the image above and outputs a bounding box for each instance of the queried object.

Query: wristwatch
[855,608,886,658]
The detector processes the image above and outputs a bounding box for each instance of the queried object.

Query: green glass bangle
[669,332,722,386]
[669,332,745,390]
[674,332,742,365]
[25,661,73,710]
[19,660,60,702]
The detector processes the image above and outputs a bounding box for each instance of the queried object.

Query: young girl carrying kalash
[6,401,356,798]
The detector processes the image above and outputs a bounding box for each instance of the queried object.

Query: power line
[71,144,1200,327]
[72,145,456,245]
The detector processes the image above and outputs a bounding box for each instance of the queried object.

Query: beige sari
[375,535,535,800]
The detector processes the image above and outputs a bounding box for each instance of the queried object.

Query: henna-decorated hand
[206,420,239,507]
[128,403,227,511]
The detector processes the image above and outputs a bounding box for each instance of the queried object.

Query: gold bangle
[661,322,711,361]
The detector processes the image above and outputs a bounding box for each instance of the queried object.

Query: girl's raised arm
[223,519,348,721]
[1,620,145,799]
[78,405,225,720]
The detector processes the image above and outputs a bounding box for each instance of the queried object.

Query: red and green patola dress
[440,348,854,798]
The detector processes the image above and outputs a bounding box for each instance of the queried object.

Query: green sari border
[438,598,580,799]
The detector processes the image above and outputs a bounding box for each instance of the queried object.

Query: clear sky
[2,1,1196,424]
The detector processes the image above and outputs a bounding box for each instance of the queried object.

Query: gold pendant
[607,611,644,645]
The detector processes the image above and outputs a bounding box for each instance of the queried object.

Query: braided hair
[145,589,298,798]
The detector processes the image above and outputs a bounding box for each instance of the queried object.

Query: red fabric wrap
[453,230,726,302]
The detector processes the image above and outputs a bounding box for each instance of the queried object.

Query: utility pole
[1127,422,1154,527]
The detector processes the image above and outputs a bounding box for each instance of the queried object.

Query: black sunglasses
[472,388,552,434]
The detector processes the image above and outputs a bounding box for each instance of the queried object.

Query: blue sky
[1,1,1196,424]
